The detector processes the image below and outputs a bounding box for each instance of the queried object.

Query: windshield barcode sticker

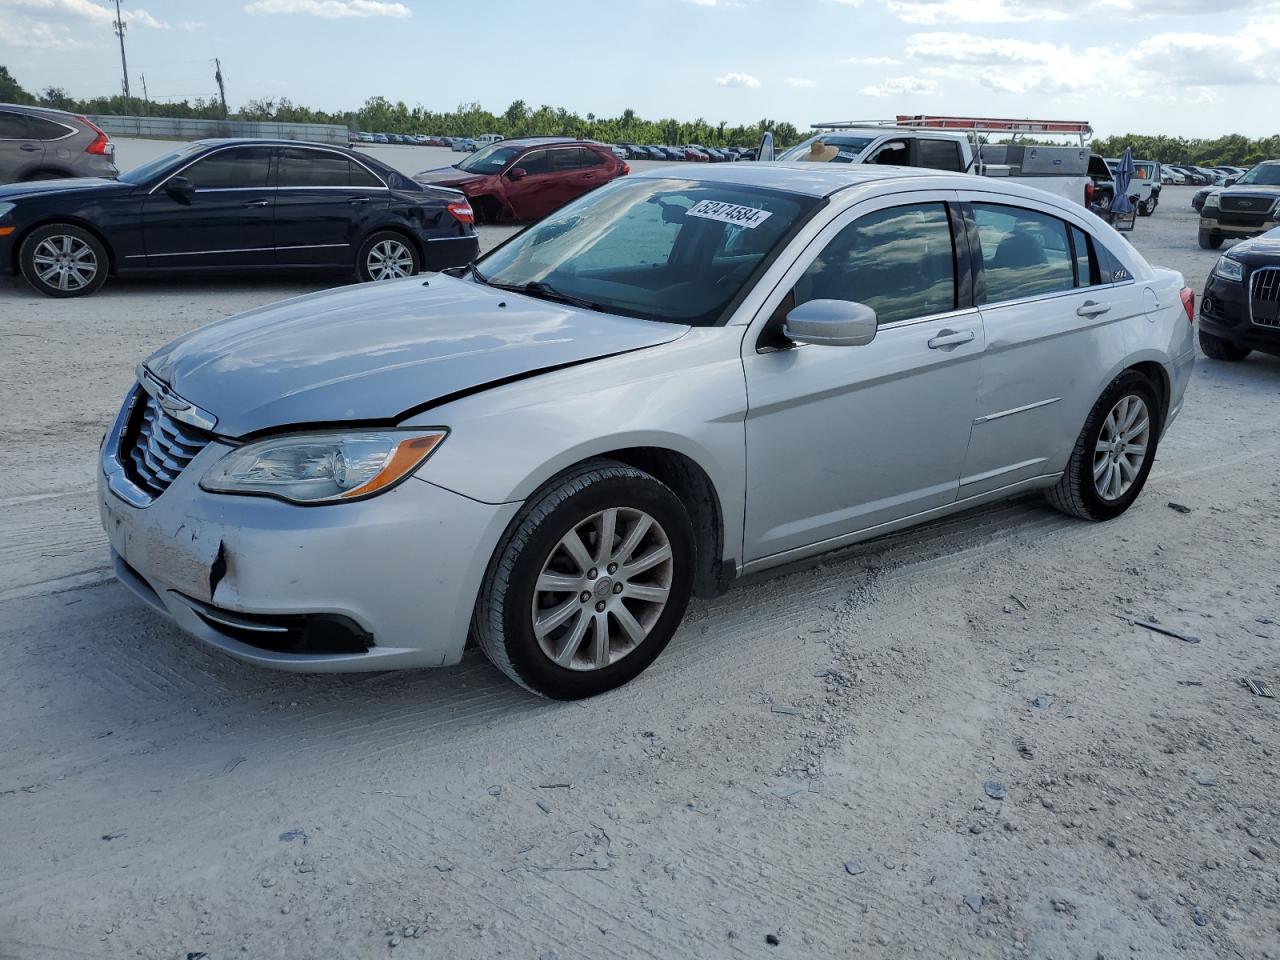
[687,200,773,229]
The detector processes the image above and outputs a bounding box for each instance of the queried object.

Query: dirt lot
[1,162,1277,960]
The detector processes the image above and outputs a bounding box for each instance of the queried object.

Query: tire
[1198,230,1223,250]
[1139,197,1156,217]
[355,230,421,282]
[1046,371,1161,522]
[18,223,109,298]
[473,459,695,699]
[21,169,69,182]
[1199,329,1251,362]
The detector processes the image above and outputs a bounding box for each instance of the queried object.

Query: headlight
[201,429,446,504]
[1214,256,1243,282]
[1203,193,1220,209]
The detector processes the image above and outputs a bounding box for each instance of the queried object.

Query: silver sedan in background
[99,164,1195,699]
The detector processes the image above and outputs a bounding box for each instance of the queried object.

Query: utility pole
[214,58,228,119]
[139,72,149,113]
[113,0,131,103]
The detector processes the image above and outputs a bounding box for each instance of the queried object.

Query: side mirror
[1225,175,1239,186]
[165,175,194,201]
[784,299,878,347]
[507,167,528,181]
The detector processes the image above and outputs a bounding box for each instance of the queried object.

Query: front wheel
[18,223,108,298]
[474,460,695,699]
[1139,197,1157,216]
[356,231,421,282]
[1198,230,1223,250]
[1199,329,1251,362]
[1046,372,1160,522]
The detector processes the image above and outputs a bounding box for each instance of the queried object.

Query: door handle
[20,144,39,152]
[1076,300,1111,318]
[348,197,369,204]
[243,199,270,208]
[927,329,976,350]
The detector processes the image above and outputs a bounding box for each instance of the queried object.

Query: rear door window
[794,202,957,325]
[575,147,606,168]
[972,203,1075,303]
[0,111,30,138]
[278,149,350,187]
[181,147,272,190]
[26,116,71,140]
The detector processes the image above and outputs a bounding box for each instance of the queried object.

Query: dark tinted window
[349,160,382,187]
[182,147,272,189]
[575,147,606,168]
[915,139,963,171]
[973,203,1074,303]
[26,115,71,140]
[0,111,27,139]
[795,202,956,326]
[547,148,583,172]
[278,150,349,187]
[518,150,551,175]
[1069,225,1098,287]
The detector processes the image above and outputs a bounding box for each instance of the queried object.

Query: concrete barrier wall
[88,115,350,145]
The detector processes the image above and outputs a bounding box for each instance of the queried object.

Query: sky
[0,0,1277,139]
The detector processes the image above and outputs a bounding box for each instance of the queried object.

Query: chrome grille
[1251,267,1280,328]
[119,388,211,498]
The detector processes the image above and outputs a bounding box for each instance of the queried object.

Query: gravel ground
[1,152,1277,960]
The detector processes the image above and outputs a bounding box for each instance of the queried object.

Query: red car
[413,137,627,223]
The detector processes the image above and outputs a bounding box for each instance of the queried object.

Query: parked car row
[611,143,754,162]
[1161,163,1246,186]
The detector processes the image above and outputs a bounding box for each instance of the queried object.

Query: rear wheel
[1198,230,1223,250]
[18,223,108,298]
[474,460,695,699]
[356,231,420,282]
[1046,371,1160,522]
[1139,197,1157,216]
[1199,329,1251,362]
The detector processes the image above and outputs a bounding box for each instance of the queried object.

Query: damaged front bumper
[98,413,519,672]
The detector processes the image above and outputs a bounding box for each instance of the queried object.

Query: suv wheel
[356,231,420,282]
[1139,197,1157,216]
[1199,329,1251,362]
[1197,229,1223,250]
[18,223,108,298]
[474,460,695,699]
[1046,371,1160,522]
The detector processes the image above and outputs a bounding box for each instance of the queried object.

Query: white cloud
[0,14,88,47]
[0,0,167,28]
[243,0,411,18]
[859,75,938,96]
[904,32,1063,64]
[716,72,761,88]
[178,19,206,31]
[785,77,818,88]
[885,0,1269,23]
[844,55,903,65]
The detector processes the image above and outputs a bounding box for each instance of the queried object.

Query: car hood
[412,166,487,189]
[0,177,129,201]
[143,275,690,438]
[1221,185,1280,199]
[1226,226,1280,264]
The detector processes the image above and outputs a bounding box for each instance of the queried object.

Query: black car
[0,138,478,297]
[1198,226,1280,361]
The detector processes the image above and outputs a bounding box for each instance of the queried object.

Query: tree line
[3,65,1276,161]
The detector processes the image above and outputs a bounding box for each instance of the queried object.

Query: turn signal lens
[1179,287,1195,323]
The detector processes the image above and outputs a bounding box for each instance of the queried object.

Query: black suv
[1198,225,1280,361]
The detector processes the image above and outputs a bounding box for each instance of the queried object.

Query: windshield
[478,177,818,327]
[777,134,876,163]
[1238,164,1280,186]
[118,142,206,184]
[456,143,522,174]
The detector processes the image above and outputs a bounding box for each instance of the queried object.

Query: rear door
[0,110,42,182]
[956,193,1149,496]
[142,145,275,266]
[274,147,387,265]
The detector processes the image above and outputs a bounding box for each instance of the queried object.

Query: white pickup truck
[762,115,1096,207]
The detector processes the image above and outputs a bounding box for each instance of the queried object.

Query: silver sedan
[99,164,1196,698]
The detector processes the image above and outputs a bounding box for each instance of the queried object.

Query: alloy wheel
[365,239,415,280]
[531,507,673,671]
[32,235,98,292]
[1093,394,1150,501]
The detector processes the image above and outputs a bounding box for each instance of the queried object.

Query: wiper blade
[517,280,603,312]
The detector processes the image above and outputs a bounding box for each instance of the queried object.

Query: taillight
[1180,287,1195,323]
[80,116,111,156]
[446,200,474,224]
[1085,182,1095,206]
[621,162,630,175]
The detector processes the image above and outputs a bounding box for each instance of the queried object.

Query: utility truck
[760,115,1097,207]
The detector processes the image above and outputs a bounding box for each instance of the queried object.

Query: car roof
[489,137,578,149]
[0,101,81,120]
[187,138,361,150]
[630,161,953,198]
